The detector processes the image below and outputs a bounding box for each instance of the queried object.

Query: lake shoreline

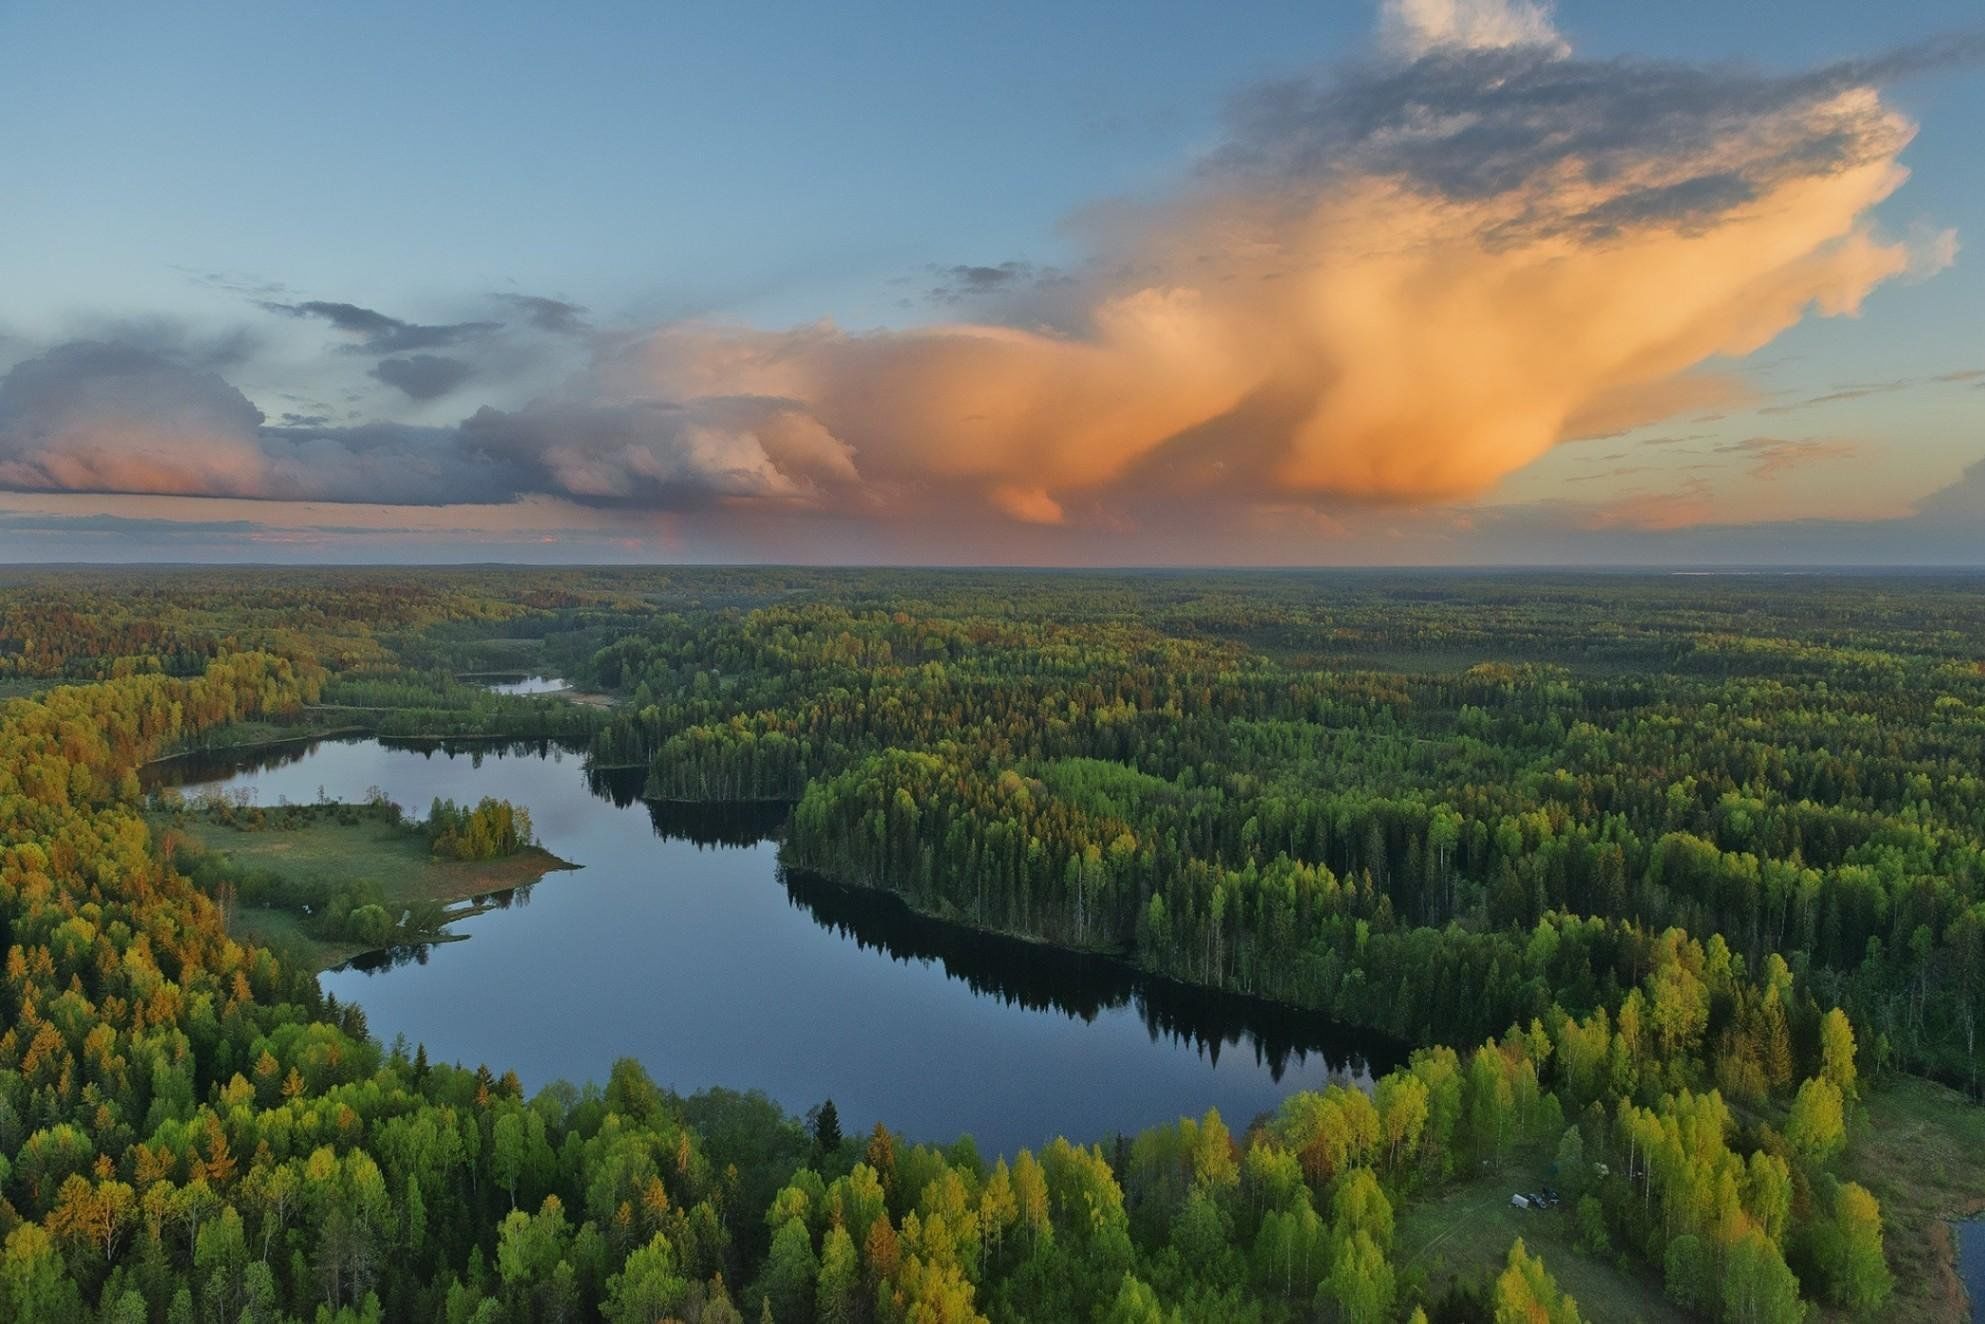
[147,724,374,763]
[232,837,581,974]
[243,838,581,973]
[778,859,1411,1071]
[165,733,1412,1154]
[153,793,580,972]
[169,728,1409,1065]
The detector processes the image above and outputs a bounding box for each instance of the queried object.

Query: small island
[153,791,575,970]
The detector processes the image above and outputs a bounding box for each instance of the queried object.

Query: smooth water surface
[148,737,1401,1155]
[1958,1219,1985,1324]
[475,674,571,695]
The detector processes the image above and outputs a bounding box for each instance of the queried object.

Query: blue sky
[1,0,1981,563]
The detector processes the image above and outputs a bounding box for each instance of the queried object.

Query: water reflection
[584,766,791,846]
[147,735,1407,1152]
[780,865,1394,1082]
[474,674,571,695]
[151,735,583,792]
[150,740,338,788]
[341,884,538,972]
[478,760,1389,1080]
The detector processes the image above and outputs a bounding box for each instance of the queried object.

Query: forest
[0,566,1980,1322]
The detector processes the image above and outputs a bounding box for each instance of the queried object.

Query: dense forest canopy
[0,566,1979,1322]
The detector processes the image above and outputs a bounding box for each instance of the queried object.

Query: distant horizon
[4,559,1983,575]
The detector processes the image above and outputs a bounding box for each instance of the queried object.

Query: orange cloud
[596,55,1920,529]
[0,5,1952,558]
[989,484,1066,525]
[0,419,270,499]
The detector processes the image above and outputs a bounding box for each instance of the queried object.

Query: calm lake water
[147,737,1402,1156]
[474,674,571,695]
[1958,1219,1985,1324]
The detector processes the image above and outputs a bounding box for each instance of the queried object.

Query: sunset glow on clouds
[0,0,1979,563]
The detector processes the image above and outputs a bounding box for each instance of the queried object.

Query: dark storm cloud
[371,354,475,401]
[262,300,500,353]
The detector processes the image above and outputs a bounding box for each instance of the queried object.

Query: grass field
[1838,1076,1985,1323]
[169,717,366,754]
[1394,1146,1691,1323]
[163,807,575,970]
[224,906,374,971]
[1387,1081,1985,1323]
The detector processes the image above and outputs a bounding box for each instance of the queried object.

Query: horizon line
[2,560,1983,575]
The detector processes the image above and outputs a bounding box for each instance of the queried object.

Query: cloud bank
[0,0,1962,554]
[0,341,270,498]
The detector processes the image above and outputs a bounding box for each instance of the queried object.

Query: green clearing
[1394,1145,1691,1324]
[158,804,574,970]
[0,676,50,701]
[1837,1076,1985,1323]
[1389,1081,1985,1323]
[167,716,364,754]
[223,905,372,972]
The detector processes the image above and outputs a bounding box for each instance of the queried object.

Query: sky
[1,0,1982,565]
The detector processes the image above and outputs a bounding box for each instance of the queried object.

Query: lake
[147,736,1402,1156]
[473,674,572,695]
